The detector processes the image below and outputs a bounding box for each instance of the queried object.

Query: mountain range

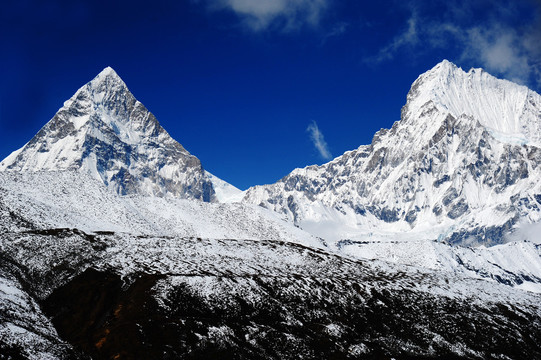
[0,61,540,359]
[245,60,541,247]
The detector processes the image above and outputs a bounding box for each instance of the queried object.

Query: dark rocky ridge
[1,228,540,359]
[42,267,541,360]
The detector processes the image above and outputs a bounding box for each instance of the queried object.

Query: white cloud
[207,0,329,31]
[320,22,348,45]
[463,26,531,84]
[370,1,541,88]
[307,120,332,160]
[369,15,419,63]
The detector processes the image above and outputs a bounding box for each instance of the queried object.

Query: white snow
[0,272,67,359]
[243,60,541,248]
[0,171,322,249]
[205,171,245,203]
[0,60,540,301]
[406,60,541,146]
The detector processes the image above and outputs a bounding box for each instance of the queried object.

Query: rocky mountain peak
[243,61,541,246]
[90,66,124,86]
[0,68,216,202]
[62,66,129,109]
[96,66,119,78]
[404,60,541,146]
[421,59,458,78]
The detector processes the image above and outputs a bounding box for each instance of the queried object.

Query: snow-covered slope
[206,171,245,203]
[339,238,541,292]
[2,229,540,359]
[244,60,541,246]
[2,169,541,293]
[405,60,541,146]
[0,170,321,249]
[0,67,216,201]
[0,269,76,359]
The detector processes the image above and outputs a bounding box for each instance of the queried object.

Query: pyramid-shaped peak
[0,66,216,201]
[94,66,122,80]
[100,66,117,76]
[86,66,127,90]
[58,66,135,114]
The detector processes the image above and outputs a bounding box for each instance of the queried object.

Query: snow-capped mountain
[244,60,541,246]
[1,62,541,359]
[0,67,216,201]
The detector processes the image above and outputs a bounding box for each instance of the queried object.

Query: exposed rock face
[0,67,215,201]
[243,60,541,245]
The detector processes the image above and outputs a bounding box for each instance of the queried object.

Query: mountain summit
[243,60,541,246]
[405,60,541,146]
[0,67,215,201]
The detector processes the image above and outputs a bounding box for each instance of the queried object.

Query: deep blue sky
[2,0,541,189]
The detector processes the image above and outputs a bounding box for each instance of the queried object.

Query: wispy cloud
[307,121,332,160]
[205,0,329,32]
[462,25,532,84]
[368,1,541,88]
[368,15,419,63]
[320,22,348,45]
